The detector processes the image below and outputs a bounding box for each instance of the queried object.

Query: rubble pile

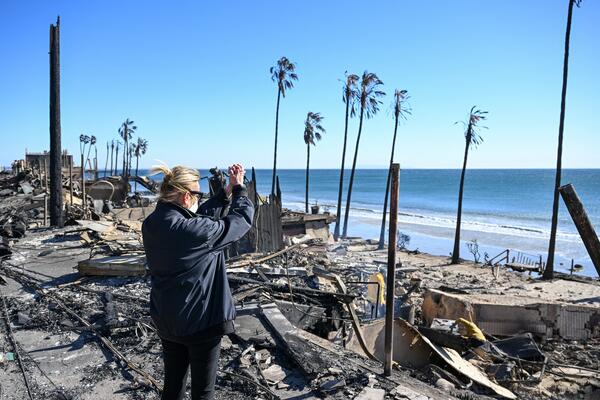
[1,168,599,399]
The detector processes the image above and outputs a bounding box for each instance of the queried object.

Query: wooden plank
[77,255,146,276]
[506,262,540,273]
[75,219,115,234]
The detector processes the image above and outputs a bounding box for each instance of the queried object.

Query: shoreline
[281,201,598,277]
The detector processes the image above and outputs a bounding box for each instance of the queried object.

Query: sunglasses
[188,190,203,201]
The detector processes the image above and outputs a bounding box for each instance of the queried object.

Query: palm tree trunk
[122,138,127,178]
[342,107,364,238]
[81,143,86,169]
[305,143,310,213]
[271,88,282,195]
[110,146,114,175]
[128,149,133,177]
[544,0,576,280]
[378,112,400,249]
[452,139,470,264]
[135,156,139,192]
[334,99,351,241]
[85,145,92,176]
[104,143,109,178]
[115,146,119,175]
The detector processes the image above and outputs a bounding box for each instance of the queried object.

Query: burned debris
[1,163,600,400]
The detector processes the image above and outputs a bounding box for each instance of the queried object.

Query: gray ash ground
[2,207,599,399]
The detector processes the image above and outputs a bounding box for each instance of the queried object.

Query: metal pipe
[384,163,399,376]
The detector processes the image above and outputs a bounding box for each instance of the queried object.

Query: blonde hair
[150,163,200,203]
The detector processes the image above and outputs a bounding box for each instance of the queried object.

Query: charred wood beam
[559,183,600,276]
[49,17,63,227]
[227,275,355,304]
[384,163,400,376]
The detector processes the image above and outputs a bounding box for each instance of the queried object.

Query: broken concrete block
[261,364,286,385]
[354,387,385,400]
[221,335,233,350]
[422,289,600,340]
[19,182,33,194]
[233,314,276,348]
[17,311,31,325]
[391,385,429,400]
[434,378,455,392]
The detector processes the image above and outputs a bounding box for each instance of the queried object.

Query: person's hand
[227,164,245,191]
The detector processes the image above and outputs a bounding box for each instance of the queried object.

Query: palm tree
[114,141,121,175]
[303,112,325,213]
[270,57,298,195]
[94,144,98,179]
[378,90,411,249]
[451,107,488,264]
[79,134,90,161]
[118,119,137,178]
[333,73,359,241]
[342,71,385,238]
[104,141,109,177]
[133,137,149,192]
[79,134,90,177]
[86,135,96,172]
[110,140,115,175]
[544,0,582,280]
[128,144,135,177]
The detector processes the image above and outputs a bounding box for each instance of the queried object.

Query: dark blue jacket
[142,186,254,339]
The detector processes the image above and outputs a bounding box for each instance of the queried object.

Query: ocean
[133,168,600,277]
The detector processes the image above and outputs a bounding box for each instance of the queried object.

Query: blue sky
[1,0,598,169]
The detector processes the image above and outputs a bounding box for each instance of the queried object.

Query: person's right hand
[228,164,245,188]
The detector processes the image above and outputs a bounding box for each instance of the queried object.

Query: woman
[142,163,253,400]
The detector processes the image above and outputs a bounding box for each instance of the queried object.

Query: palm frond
[359,71,386,119]
[303,112,326,146]
[463,106,488,148]
[393,89,411,120]
[343,73,360,117]
[271,56,298,97]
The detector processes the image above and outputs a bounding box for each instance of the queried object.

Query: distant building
[25,150,73,171]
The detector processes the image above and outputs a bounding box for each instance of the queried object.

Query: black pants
[160,336,222,400]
